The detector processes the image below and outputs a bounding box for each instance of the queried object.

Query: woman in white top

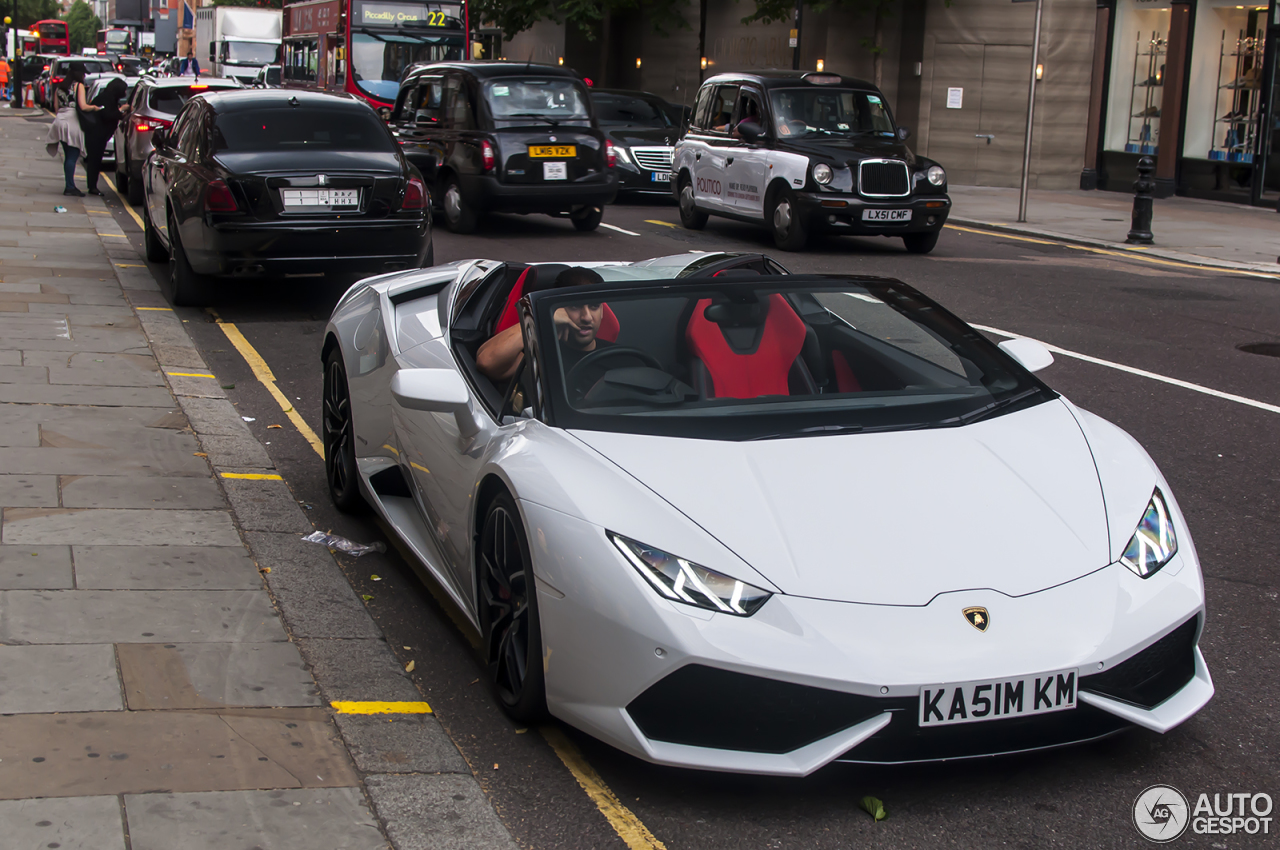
[45,63,104,197]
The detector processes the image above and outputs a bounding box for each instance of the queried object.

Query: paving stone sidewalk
[0,107,516,850]
[948,184,1280,276]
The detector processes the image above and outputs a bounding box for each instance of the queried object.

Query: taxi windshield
[769,88,896,138]
[485,79,590,121]
[528,278,1052,440]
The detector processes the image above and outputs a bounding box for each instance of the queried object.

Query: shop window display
[1104,0,1171,155]
[1183,1,1269,166]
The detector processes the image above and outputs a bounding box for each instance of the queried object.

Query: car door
[691,84,737,213]
[396,75,446,185]
[146,103,189,245]
[724,86,769,219]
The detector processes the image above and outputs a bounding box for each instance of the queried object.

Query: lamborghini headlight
[609,533,772,616]
[1119,489,1178,578]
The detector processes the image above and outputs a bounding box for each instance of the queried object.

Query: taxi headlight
[926,164,946,186]
[812,163,834,185]
[610,533,772,616]
[1120,489,1178,578]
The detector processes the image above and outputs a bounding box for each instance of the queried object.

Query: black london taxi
[390,61,618,233]
[672,71,950,252]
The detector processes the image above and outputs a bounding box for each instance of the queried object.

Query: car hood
[780,135,916,166]
[213,150,403,175]
[570,399,1111,606]
[603,126,677,147]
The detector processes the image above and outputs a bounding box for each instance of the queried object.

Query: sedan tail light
[402,176,426,210]
[51,75,64,85]
[480,139,496,173]
[132,115,172,133]
[203,179,238,213]
[606,139,616,169]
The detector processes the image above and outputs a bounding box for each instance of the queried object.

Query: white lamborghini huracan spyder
[321,252,1212,775]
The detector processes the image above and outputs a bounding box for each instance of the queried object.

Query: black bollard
[1126,156,1155,245]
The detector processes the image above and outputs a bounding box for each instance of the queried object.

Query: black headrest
[703,297,767,328]
[523,263,570,294]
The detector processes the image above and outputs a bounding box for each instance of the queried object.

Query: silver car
[113,76,241,205]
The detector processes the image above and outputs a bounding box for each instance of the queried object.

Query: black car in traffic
[590,88,688,196]
[390,62,617,233]
[142,90,432,306]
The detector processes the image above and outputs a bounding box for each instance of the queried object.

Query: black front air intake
[626,664,894,754]
[1079,616,1199,709]
[859,160,910,197]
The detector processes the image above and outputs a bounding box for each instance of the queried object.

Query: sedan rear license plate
[530,145,576,158]
[281,189,359,210]
[651,171,672,182]
[543,162,567,180]
[863,208,912,222]
[919,668,1077,727]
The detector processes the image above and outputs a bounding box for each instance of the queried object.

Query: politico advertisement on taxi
[1133,785,1273,843]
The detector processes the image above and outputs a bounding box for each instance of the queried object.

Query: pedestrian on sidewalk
[45,63,103,197]
[82,77,130,196]
[0,56,10,102]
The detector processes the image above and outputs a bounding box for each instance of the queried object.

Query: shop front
[1086,0,1278,207]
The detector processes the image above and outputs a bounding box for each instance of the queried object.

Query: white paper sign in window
[946,87,963,109]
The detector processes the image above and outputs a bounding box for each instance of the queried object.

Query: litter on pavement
[302,530,387,557]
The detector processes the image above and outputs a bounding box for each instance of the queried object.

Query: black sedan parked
[590,89,688,196]
[142,89,432,306]
[390,61,617,233]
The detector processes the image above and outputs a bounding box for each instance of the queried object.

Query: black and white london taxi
[672,71,951,253]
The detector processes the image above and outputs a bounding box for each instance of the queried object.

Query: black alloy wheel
[323,350,367,513]
[678,178,708,230]
[164,211,208,307]
[903,231,941,254]
[142,202,168,263]
[478,492,547,722]
[769,186,809,251]
[570,204,603,232]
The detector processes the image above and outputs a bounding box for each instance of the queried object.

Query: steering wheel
[566,346,664,397]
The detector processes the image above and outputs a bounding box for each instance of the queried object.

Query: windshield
[225,41,279,65]
[485,79,590,121]
[351,31,461,101]
[528,279,1052,440]
[265,66,281,85]
[591,93,670,128]
[149,83,237,114]
[117,57,145,74]
[214,108,395,153]
[106,31,129,46]
[64,60,113,75]
[769,88,895,139]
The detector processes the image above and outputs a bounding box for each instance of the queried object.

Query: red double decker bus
[33,20,70,56]
[282,0,467,114]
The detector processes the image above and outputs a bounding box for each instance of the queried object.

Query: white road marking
[973,323,1280,416]
[600,223,641,236]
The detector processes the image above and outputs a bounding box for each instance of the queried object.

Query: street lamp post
[1016,0,1044,223]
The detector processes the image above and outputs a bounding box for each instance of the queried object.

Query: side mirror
[736,119,762,143]
[897,126,911,141]
[998,338,1054,373]
[152,127,168,148]
[390,368,481,438]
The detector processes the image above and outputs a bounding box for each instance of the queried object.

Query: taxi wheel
[903,231,940,254]
[443,177,478,234]
[770,187,809,251]
[678,179,708,230]
[570,205,602,232]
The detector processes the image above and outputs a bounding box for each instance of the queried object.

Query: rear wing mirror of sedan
[897,126,911,141]
[997,338,1054,373]
[390,369,482,438]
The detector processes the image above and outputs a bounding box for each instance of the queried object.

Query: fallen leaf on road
[860,796,887,822]
[403,646,411,650]
[267,424,282,429]
[371,574,382,581]
[361,594,373,602]
[470,679,479,685]
[515,728,528,734]
[493,763,499,770]
[260,567,271,573]
[405,660,415,672]
[193,452,207,457]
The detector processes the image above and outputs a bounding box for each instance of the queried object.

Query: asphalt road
[102,191,1280,850]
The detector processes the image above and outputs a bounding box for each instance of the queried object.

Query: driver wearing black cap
[476,266,611,382]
